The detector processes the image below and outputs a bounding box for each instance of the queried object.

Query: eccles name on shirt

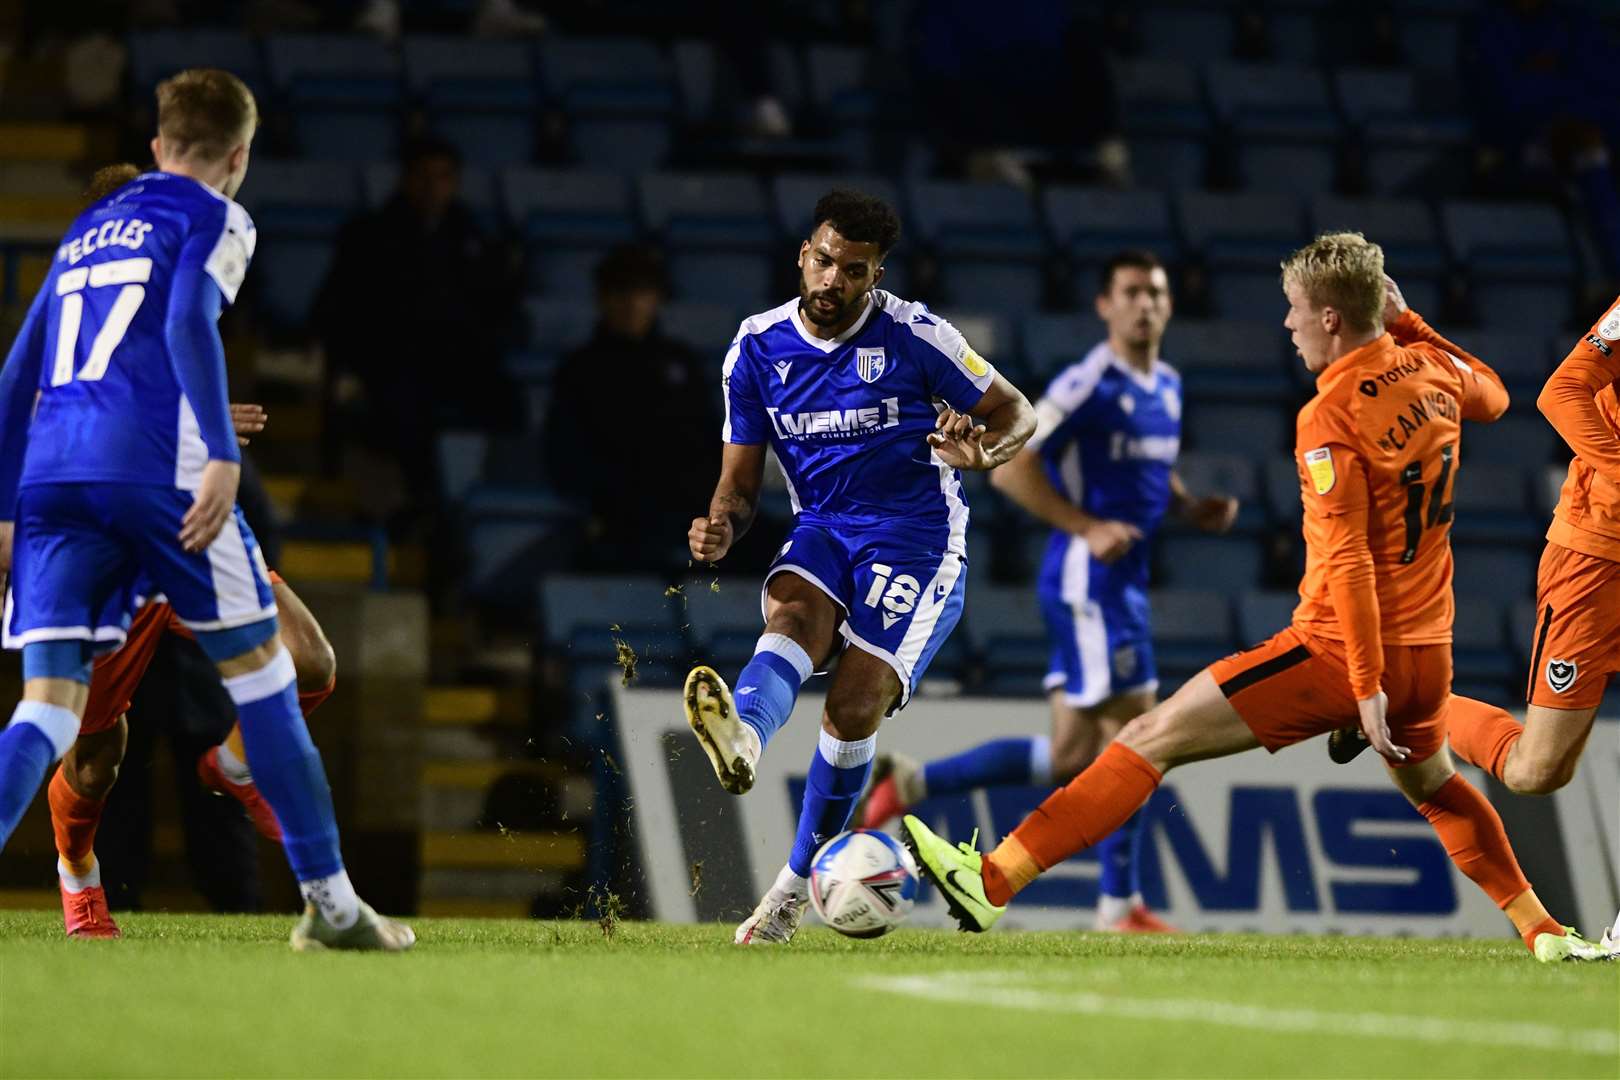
[56,218,155,266]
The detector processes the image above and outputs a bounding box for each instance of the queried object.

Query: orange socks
[1417,773,1554,951]
[983,742,1162,907]
[1446,696,1522,781]
[298,676,335,717]
[47,766,104,877]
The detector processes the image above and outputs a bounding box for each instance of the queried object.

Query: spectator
[314,135,520,516]
[543,246,720,573]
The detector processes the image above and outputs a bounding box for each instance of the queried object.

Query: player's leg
[1084,686,1178,932]
[48,717,126,937]
[686,529,842,795]
[1448,697,1599,795]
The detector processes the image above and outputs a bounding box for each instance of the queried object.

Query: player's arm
[1168,470,1239,534]
[691,340,769,563]
[1382,275,1509,422]
[0,281,51,574]
[1305,444,1405,760]
[1535,305,1620,486]
[165,245,242,552]
[930,371,1036,471]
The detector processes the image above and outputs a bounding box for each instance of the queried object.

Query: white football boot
[684,665,760,795]
[734,879,808,945]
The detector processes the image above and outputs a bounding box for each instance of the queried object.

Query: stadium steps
[0,122,92,162]
[419,829,586,870]
[277,539,424,587]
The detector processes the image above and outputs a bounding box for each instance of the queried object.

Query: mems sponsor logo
[767,397,900,440]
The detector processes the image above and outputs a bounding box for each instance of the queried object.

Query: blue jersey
[721,291,994,550]
[5,172,252,499]
[1031,342,1182,601]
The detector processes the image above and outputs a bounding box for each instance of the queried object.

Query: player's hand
[1184,494,1240,534]
[0,520,12,595]
[180,460,241,554]
[1382,273,1409,324]
[1356,690,1409,763]
[1084,519,1142,563]
[689,514,733,563]
[927,408,992,470]
[230,403,267,446]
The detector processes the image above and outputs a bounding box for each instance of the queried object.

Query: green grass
[1,912,1615,1078]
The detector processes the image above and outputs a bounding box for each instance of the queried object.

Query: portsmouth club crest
[1546,658,1577,694]
[856,347,886,383]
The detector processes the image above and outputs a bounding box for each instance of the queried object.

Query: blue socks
[0,701,79,849]
[921,735,1052,797]
[1097,810,1144,901]
[734,633,812,753]
[788,730,876,878]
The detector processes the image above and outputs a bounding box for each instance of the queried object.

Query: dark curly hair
[811,188,902,255]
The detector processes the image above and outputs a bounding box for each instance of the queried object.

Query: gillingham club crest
[856,347,886,383]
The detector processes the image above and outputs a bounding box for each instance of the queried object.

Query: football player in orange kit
[1333,294,1620,954]
[901,233,1611,961]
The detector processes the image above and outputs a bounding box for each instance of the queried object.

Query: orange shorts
[1208,625,1452,763]
[78,571,285,737]
[1525,543,1620,710]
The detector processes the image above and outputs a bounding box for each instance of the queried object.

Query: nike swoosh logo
[944,868,975,900]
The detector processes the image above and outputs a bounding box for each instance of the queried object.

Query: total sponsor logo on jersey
[766,397,901,440]
[56,219,155,265]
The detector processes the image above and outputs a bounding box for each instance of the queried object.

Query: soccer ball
[808,829,920,939]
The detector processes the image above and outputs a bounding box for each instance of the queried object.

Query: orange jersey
[1539,296,1620,564]
[1290,310,1510,699]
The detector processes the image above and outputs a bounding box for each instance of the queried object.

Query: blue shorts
[762,521,966,710]
[5,482,276,652]
[1039,536,1157,708]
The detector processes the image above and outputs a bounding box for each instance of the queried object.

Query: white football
[808,829,920,939]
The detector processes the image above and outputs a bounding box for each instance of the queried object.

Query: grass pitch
[1,912,1614,1078]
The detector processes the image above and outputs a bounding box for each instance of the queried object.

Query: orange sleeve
[1535,308,1620,486]
[1389,309,1510,422]
[1303,443,1383,699]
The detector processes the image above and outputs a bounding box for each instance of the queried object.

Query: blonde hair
[1280,231,1386,333]
[156,68,258,161]
[84,162,141,205]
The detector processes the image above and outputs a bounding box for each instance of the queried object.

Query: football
[808,829,920,939]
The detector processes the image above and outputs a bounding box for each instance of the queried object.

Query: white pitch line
[856,972,1619,1059]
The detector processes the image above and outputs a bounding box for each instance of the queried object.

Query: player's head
[1280,231,1385,373]
[594,244,668,341]
[151,68,258,198]
[83,163,141,206]
[1096,251,1172,353]
[400,135,461,224]
[797,189,900,329]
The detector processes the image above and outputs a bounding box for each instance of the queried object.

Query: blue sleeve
[165,247,240,465]
[1026,360,1103,456]
[905,314,995,412]
[721,338,768,444]
[0,282,51,514]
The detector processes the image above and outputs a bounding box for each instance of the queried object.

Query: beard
[799,283,856,327]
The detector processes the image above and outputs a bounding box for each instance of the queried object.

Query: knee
[822,691,887,742]
[764,602,819,647]
[1113,708,1178,768]
[1048,737,1089,784]
[1503,754,1575,796]
[69,752,119,801]
[290,634,337,693]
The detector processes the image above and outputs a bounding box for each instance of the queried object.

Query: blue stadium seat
[1364,145,1457,197]
[672,38,718,121]
[1022,314,1105,380]
[570,118,672,172]
[1207,64,1340,142]
[1151,589,1235,672]
[523,298,595,356]
[1165,318,1290,400]
[1158,536,1264,594]
[293,110,399,162]
[960,584,1045,653]
[1176,191,1306,270]
[1472,283,1571,333]
[1127,136,1208,190]
[1238,590,1297,644]
[1263,458,1302,523]
[267,34,401,105]
[1309,196,1445,279]
[402,35,536,107]
[502,169,634,246]
[660,302,738,356]
[771,174,902,239]
[1042,188,1176,266]
[1452,544,1538,602]
[640,172,773,250]
[1136,8,1235,63]
[1236,144,1339,196]
[464,519,554,602]
[1174,452,1259,505]
[1453,598,1516,683]
[236,161,358,237]
[429,113,536,168]
[934,310,1017,369]
[1109,59,1210,137]
[1397,16,1462,72]
[666,251,776,308]
[805,45,876,121]
[130,30,264,95]
[437,431,489,504]
[1465,412,1558,467]
[1333,68,1470,149]
[254,240,332,330]
[907,180,1043,259]
[541,37,673,112]
[938,264,1046,316]
[1447,329,1549,391]
[1508,598,1540,665]
[1184,404,1292,453]
[539,573,682,648]
[1451,464,1538,544]
[1208,272,1290,321]
[526,246,614,299]
[1442,201,1574,282]
[676,572,762,648]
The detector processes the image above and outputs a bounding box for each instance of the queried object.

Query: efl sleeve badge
[1304,446,1336,495]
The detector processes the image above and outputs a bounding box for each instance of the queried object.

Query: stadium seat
[640,172,773,250]
[502,169,635,247]
[1173,452,1260,517]
[1150,589,1235,672]
[1110,59,1209,138]
[1452,544,1538,602]
[1334,68,1469,147]
[523,298,595,356]
[1450,330,1550,391]
[539,574,682,649]
[1136,8,1235,63]
[1238,590,1297,644]
[771,174,902,240]
[266,34,401,105]
[437,431,489,504]
[1364,145,1461,197]
[1465,413,1558,468]
[907,180,1043,260]
[1309,196,1445,279]
[805,45,876,121]
[1471,282,1572,333]
[1042,188,1177,266]
[934,310,1016,366]
[1450,465,1538,544]
[1022,313,1105,380]
[671,38,721,122]
[1207,271,1289,321]
[570,118,673,172]
[665,251,777,308]
[428,112,537,168]
[1207,64,1340,142]
[254,240,333,331]
[1157,536,1264,595]
[1176,191,1307,270]
[660,302,738,356]
[361,163,497,232]
[1441,201,1574,283]
[292,110,401,162]
[1164,318,1290,400]
[526,246,615,300]
[1397,16,1463,72]
[1236,144,1339,196]
[938,264,1046,316]
[129,30,264,95]
[1263,458,1302,523]
[402,35,537,107]
[675,572,762,648]
[1453,598,1516,684]
[236,161,358,237]
[540,37,674,116]
[960,584,1045,653]
[1126,136,1208,190]
[1184,404,1292,453]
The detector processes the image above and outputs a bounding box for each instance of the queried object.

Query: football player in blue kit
[0,69,410,950]
[683,189,1037,944]
[860,252,1238,932]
